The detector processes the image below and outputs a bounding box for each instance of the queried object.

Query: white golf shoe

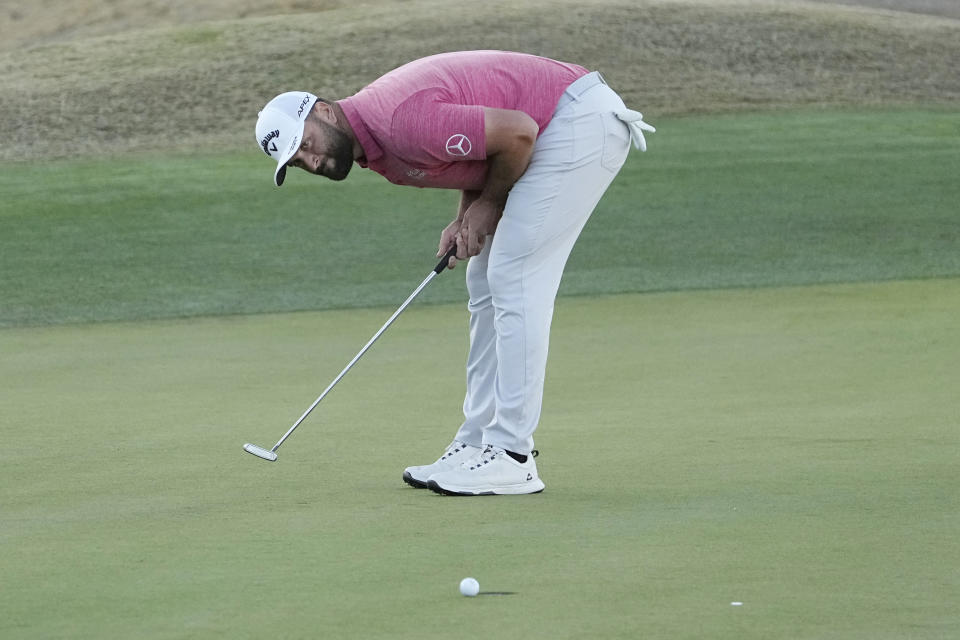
[403,440,482,488]
[426,445,545,496]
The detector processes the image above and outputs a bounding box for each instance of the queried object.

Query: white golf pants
[454,72,637,455]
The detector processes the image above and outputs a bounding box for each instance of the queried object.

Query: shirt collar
[337,97,382,166]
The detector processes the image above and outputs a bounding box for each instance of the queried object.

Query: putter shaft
[258,246,458,457]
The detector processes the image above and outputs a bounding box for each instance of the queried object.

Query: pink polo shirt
[337,51,589,191]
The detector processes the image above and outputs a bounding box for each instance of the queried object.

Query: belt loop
[554,71,604,113]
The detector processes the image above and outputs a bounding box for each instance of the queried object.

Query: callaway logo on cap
[255,91,319,186]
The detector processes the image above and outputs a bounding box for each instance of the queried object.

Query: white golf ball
[459,577,480,597]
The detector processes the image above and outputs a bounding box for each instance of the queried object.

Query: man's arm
[454,108,539,259]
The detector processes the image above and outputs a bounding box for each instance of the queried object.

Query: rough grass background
[805,0,960,18]
[2,0,958,53]
[0,0,958,162]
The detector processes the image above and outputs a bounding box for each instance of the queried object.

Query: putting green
[2,279,957,638]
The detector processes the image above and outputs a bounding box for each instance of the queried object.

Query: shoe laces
[468,444,502,471]
[440,440,467,461]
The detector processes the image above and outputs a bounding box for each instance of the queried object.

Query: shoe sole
[426,479,545,496]
[402,471,429,489]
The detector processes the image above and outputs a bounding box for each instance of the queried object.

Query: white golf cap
[255,91,319,186]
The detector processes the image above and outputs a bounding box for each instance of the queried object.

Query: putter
[243,245,459,462]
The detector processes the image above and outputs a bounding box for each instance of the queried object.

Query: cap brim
[272,120,306,187]
[274,164,287,187]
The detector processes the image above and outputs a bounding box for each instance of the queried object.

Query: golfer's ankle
[505,450,527,464]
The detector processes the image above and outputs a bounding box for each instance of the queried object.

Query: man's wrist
[475,191,508,212]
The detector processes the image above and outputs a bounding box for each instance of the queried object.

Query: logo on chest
[406,168,427,180]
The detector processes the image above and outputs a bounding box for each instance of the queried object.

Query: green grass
[3,98,957,638]
[2,109,958,328]
[3,2,958,637]
[2,280,957,639]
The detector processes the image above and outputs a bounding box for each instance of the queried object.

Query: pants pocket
[600,112,631,173]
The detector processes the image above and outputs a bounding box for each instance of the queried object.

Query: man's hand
[457,197,502,257]
[437,218,462,269]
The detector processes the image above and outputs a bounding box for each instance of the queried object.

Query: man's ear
[312,100,336,124]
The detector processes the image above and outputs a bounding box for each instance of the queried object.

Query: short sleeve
[390,90,487,164]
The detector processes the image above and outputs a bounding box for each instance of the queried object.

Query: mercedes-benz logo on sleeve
[445,134,472,157]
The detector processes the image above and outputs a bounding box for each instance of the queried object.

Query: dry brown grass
[1,0,955,52]
[803,0,960,19]
[0,0,957,162]
[0,0,360,52]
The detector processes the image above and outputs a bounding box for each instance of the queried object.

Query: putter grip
[434,245,459,274]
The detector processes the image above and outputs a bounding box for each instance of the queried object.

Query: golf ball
[459,577,480,597]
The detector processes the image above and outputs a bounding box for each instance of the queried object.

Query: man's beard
[318,120,354,181]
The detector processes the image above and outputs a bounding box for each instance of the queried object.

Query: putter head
[243,443,278,461]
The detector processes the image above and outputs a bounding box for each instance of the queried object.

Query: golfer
[255,50,653,495]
